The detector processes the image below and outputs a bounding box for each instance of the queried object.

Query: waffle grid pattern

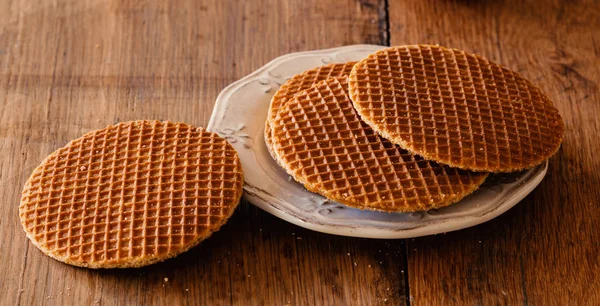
[20,121,243,268]
[264,62,356,157]
[271,77,488,212]
[348,45,564,172]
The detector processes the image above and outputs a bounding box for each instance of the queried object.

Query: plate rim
[207,44,385,130]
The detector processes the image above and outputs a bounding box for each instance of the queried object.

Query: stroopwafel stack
[266,45,564,212]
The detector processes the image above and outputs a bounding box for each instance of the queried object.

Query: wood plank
[0,0,407,305]
[388,0,600,304]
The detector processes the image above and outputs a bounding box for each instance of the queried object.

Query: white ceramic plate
[207,44,547,239]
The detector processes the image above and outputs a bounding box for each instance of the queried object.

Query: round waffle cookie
[19,120,244,268]
[348,45,564,172]
[264,62,356,159]
[271,77,488,212]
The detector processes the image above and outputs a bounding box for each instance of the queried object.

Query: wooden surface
[0,0,598,305]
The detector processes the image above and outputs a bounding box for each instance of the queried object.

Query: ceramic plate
[207,44,547,239]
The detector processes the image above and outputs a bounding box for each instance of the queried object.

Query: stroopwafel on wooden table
[271,77,488,212]
[348,45,564,172]
[264,62,356,159]
[19,120,244,268]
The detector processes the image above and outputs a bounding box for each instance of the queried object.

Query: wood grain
[389,0,600,304]
[0,0,408,305]
[3,0,599,304]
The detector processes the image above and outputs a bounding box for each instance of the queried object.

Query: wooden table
[1,0,598,304]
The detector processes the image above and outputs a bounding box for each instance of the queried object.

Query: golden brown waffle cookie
[20,120,244,268]
[348,45,564,172]
[264,62,356,159]
[271,77,488,212]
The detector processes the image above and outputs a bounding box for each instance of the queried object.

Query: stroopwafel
[264,62,356,159]
[271,77,488,212]
[348,45,564,172]
[19,120,244,268]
